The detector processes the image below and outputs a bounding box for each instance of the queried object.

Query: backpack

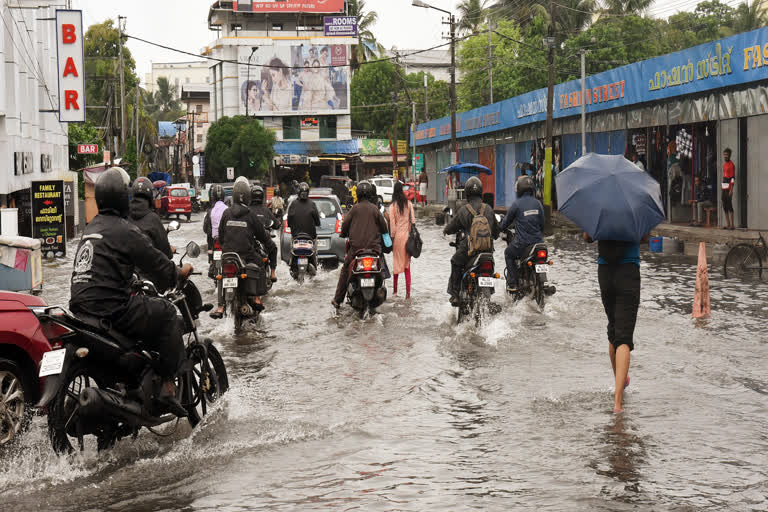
[466,203,492,256]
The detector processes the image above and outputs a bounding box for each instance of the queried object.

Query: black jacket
[128,197,173,258]
[444,197,500,265]
[499,194,544,248]
[70,212,178,318]
[219,203,269,264]
[287,198,320,239]
[249,204,280,231]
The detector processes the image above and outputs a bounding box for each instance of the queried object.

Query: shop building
[413,27,768,229]
[144,61,210,97]
[205,0,357,183]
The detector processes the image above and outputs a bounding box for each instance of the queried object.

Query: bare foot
[613,408,624,414]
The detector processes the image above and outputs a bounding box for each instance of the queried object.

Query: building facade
[385,49,455,83]
[413,26,768,230]
[144,61,210,98]
[181,85,211,153]
[0,0,77,237]
[205,0,357,184]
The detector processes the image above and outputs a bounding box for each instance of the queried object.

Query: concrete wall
[746,115,768,230]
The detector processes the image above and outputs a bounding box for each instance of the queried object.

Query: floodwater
[1,213,767,511]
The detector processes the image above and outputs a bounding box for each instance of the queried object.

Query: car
[0,291,54,446]
[280,189,345,268]
[160,186,192,221]
[319,175,353,206]
[402,181,416,201]
[369,175,395,203]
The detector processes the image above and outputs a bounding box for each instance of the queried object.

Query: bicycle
[723,232,767,280]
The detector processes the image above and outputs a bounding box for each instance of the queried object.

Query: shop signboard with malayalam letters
[31,181,66,257]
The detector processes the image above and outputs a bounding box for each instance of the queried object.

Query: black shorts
[721,190,733,213]
[598,263,640,351]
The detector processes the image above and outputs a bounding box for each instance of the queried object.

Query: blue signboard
[414,26,768,146]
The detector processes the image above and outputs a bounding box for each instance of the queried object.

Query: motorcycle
[449,232,501,324]
[289,233,317,284]
[217,251,267,331]
[502,227,556,308]
[190,196,201,214]
[346,250,387,318]
[36,241,229,454]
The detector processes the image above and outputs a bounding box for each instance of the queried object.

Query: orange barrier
[693,241,711,319]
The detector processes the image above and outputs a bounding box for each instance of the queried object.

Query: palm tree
[601,0,653,15]
[153,76,181,113]
[487,0,547,27]
[457,0,488,35]
[731,0,768,33]
[348,0,384,63]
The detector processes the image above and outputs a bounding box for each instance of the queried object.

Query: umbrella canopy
[152,180,167,189]
[438,163,492,175]
[555,153,665,241]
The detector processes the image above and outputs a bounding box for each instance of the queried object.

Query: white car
[369,175,395,203]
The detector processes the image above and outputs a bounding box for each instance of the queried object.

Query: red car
[160,186,192,222]
[403,182,416,201]
[0,291,54,446]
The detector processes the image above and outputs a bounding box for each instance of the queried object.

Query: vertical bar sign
[55,10,85,122]
[31,180,67,257]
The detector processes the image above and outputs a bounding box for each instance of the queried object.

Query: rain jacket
[444,197,500,266]
[499,194,545,249]
[128,197,173,258]
[287,198,320,239]
[218,203,270,264]
[249,203,280,231]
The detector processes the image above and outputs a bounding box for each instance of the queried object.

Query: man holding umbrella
[557,154,664,413]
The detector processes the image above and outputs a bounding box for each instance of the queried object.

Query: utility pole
[449,14,457,163]
[580,50,587,155]
[488,21,493,104]
[393,51,400,176]
[423,74,429,121]
[412,101,416,181]
[135,82,140,174]
[118,16,127,158]
[543,1,555,233]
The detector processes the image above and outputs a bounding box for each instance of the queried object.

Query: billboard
[324,16,357,37]
[55,10,85,122]
[233,0,344,13]
[31,180,66,257]
[238,44,349,116]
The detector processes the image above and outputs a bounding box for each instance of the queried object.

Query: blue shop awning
[274,140,359,156]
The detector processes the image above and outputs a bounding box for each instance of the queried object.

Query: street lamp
[411,0,457,164]
[245,46,258,117]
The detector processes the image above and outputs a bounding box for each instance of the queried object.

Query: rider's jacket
[443,197,500,266]
[341,201,389,255]
[128,197,173,258]
[249,203,280,231]
[499,194,545,248]
[218,203,269,264]
[287,198,320,239]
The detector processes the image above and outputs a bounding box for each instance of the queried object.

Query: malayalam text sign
[324,16,357,37]
[55,10,85,122]
[31,181,66,257]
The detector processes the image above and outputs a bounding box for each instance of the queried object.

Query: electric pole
[543,1,555,233]
[392,55,399,176]
[488,21,493,104]
[412,101,416,181]
[449,14,457,163]
[581,50,587,155]
[136,82,140,174]
[424,73,428,121]
[118,16,127,158]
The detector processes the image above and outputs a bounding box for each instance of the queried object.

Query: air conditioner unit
[14,152,23,175]
[23,152,34,174]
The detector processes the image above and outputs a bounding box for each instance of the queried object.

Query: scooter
[289,233,317,284]
[346,250,387,318]
[502,227,556,308]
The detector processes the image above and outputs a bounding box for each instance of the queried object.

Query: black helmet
[96,167,131,217]
[232,177,251,206]
[251,185,265,205]
[210,184,224,203]
[516,175,535,197]
[464,176,483,199]
[356,181,373,203]
[298,182,310,200]
[132,176,153,203]
[370,183,378,203]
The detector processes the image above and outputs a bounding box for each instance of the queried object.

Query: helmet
[516,175,535,197]
[210,184,224,204]
[356,181,373,203]
[298,182,310,200]
[464,176,483,199]
[232,176,251,206]
[370,183,378,203]
[131,176,153,203]
[251,185,264,205]
[96,167,131,217]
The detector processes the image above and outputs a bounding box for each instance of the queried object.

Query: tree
[348,0,384,67]
[731,0,768,34]
[600,0,653,15]
[148,77,186,122]
[205,116,276,182]
[68,122,102,171]
[458,0,488,35]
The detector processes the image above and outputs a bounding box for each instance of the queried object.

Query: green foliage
[68,122,102,171]
[347,0,383,67]
[458,0,487,35]
[205,116,276,183]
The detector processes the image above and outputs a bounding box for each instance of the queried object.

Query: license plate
[317,238,330,250]
[213,251,222,261]
[223,277,238,288]
[360,278,375,288]
[39,349,66,377]
[478,276,495,287]
[176,208,186,212]
[535,264,549,273]
[298,257,308,265]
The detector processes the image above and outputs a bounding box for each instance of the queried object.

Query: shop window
[283,116,300,140]
[320,116,336,139]
[196,134,203,143]
[196,104,202,113]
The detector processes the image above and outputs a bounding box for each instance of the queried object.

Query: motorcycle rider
[332,181,389,308]
[286,182,321,271]
[443,176,500,306]
[211,177,271,318]
[499,175,545,293]
[248,184,279,283]
[128,176,174,258]
[70,167,191,417]
[203,184,227,263]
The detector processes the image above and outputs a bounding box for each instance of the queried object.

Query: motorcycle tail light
[479,261,494,272]
[356,257,378,271]
[537,249,548,260]
[223,263,238,276]
[214,240,221,250]
[362,257,374,270]
[283,219,291,234]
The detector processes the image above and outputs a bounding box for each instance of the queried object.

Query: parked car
[402,181,416,201]
[369,175,395,203]
[280,189,345,268]
[319,175,353,206]
[160,186,192,221]
[0,291,54,446]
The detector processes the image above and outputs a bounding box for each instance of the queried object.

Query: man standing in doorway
[418,170,428,205]
[722,148,736,230]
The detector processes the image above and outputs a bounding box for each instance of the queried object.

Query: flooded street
[2,214,767,511]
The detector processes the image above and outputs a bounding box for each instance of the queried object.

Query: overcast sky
[74,0,723,86]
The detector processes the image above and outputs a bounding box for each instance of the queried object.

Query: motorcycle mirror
[185,241,201,259]
[167,220,180,232]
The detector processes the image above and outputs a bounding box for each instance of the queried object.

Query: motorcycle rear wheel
[185,341,229,428]
[534,275,545,309]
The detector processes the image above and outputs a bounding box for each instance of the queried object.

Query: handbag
[381,232,393,254]
[405,206,423,258]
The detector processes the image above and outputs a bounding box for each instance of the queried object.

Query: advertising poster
[234,0,344,13]
[31,180,66,257]
[324,16,357,37]
[238,44,349,116]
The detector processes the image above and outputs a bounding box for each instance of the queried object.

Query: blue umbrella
[438,163,493,175]
[555,153,664,241]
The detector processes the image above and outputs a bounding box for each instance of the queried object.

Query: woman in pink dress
[386,182,414,298]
